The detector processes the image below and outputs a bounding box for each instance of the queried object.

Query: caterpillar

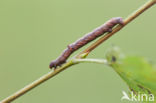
[49,17,124,69]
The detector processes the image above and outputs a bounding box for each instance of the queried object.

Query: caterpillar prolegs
[49,17,124,69]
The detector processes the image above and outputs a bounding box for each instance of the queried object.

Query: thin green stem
[1,0,156,103]
[0,61,74,103]
[73,58,108,64]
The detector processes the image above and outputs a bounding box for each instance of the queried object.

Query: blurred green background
[0,0,156,103]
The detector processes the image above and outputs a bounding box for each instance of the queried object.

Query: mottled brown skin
[49,17,124,69]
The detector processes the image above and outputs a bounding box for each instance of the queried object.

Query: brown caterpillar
[49,17,124,69]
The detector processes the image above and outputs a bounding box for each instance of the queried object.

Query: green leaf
[105,46,156,97]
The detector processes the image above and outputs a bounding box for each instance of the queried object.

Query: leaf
[105,47,156,98]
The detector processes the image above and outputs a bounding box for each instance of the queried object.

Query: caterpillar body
[49,17,124,69]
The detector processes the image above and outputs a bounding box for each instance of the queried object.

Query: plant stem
[1,0,155,103]
[73,58,108,64]
[0,61,74,103]
[76,0,156,58]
